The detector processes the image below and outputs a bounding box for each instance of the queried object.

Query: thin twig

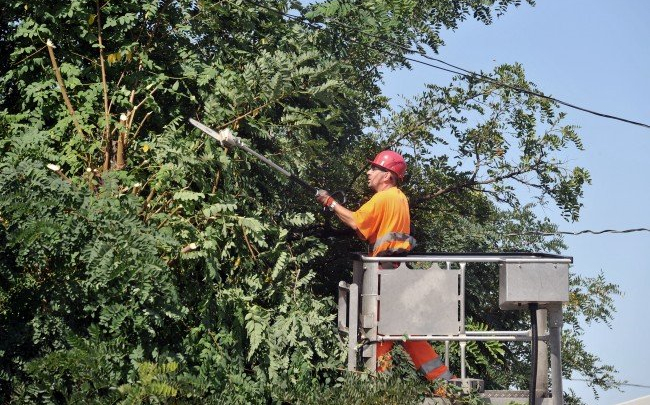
[217,99,277,130]
[241,226,258,260]
[131,111,153,142]
[13,45,47,66]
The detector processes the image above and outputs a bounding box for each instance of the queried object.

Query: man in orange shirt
[316,150,452,381]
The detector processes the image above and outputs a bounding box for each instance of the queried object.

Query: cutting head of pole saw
[189,118,239,148]
[190,118,327,196]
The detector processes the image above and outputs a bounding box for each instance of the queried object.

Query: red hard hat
[367,150,407,181]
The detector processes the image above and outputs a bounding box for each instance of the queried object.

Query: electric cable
[240,0,650,130]
[509,228,650,236]
[567,378,650,390]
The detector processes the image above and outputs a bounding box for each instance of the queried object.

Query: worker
[316,150,453,381]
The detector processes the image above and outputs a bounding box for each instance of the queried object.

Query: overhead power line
[567,378,650,390]
[241,0,650,130]
[512,228,650,236]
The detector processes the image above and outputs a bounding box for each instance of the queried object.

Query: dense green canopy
[0,1,620,403]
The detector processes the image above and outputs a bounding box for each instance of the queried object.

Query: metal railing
[338,253,571,405]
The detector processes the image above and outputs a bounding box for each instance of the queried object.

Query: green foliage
[0,0,621,403]
[561,272,622,403]
[375,62,591,221]
[118,361,180,404]
[274,370,486,405]
[13,325,125,404]
[462,321,506,373]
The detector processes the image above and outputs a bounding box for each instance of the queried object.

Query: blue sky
[380,1,650,403]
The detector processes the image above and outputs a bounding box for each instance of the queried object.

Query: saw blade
[189,118,236,146]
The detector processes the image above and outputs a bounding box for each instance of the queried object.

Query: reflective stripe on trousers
[419,354,453,381]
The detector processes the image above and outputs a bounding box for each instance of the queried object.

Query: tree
[0,1,621,403]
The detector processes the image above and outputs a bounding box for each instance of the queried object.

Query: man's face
[367,165,389,191]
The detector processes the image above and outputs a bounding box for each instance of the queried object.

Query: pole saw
[189,119,344,203]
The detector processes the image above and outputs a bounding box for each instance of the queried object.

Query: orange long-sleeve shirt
[353,187,414,256]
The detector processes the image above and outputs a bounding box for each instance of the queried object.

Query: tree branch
[97,0,112,172]
[46,40,85,139]
[413,158,545,206]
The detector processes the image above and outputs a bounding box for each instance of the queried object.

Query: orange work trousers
[376,340,452,381]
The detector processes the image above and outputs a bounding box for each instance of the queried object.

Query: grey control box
[499,262,569,310]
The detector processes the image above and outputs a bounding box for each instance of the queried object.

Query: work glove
[317,189,345,211]
[316,189,332,206]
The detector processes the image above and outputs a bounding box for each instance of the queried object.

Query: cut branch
[97,1,112,172]
[46,40,85,139]
[116,114,127,169]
